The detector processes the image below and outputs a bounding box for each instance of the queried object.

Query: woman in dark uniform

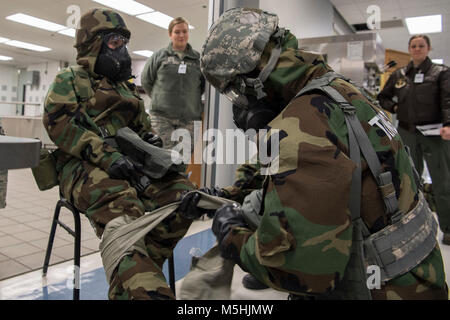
[377,34,450,245]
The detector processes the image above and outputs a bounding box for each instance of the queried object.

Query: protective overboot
[242,274,269,290]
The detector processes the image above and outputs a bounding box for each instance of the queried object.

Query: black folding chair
[42,196,176,300]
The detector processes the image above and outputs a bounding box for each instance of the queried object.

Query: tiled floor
[0,168,100,280]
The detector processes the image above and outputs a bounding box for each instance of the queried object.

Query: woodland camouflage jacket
[223,42,448,300]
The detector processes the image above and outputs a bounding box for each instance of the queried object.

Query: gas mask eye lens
[104,33,129,49]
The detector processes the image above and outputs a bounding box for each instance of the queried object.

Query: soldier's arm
[223,97,354,295]
[377,72,398,113]
[141,52,160,97]
[43,69,122,171]
[221,162,265,203]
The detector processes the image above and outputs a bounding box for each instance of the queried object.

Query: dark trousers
[399,127,450,233]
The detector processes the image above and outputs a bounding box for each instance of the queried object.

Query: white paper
[416,123,442,136]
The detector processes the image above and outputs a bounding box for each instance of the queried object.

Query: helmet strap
[243,28,285,101]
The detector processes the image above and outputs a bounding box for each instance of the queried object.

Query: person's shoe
[443,233,450,245]
[242,274,269,290]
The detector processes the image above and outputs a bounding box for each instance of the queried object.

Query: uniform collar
[406,57,432,74]
[167,42,199,59]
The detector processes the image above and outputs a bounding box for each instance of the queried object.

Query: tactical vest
[291,72,438,300]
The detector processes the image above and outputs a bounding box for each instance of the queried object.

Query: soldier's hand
[212,203,247,260]
[143,132,163,148]
[108,156,142,182]
[178,192,216,220]
[199,186,225,198]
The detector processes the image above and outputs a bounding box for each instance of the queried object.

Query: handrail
[0,101,41,106]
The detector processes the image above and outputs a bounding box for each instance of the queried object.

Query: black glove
[178,192,216,220]
[199,186,225,198]
[143,132,163,148]
[108,156,151,195]
[212,203,248,260]
[108,156,142,183]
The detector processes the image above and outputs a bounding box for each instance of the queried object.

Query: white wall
[132,59,151,112]
[259,0,335,39]
[0,64,19,117]
[25,61,60,117]
[132,59,147,87]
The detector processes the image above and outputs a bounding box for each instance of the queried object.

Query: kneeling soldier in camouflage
[197,8,448,299]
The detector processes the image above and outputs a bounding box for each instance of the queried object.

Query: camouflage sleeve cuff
[223,226,253,271]
[100,151,122,172]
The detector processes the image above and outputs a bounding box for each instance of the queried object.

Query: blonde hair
[168,17,189,34]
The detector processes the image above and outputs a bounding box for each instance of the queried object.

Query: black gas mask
[224,84,281,131]
[230,92,279,131]
[232,102,279,131]
[94,33,132,82]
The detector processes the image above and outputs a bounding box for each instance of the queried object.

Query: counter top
[0,135,41,170]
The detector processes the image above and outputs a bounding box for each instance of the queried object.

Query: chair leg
[72,207,81,301]
[43,198,82,300]
[168,255,175,296]
[42,200,63,276]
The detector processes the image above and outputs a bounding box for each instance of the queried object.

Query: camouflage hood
[75,8,131,76]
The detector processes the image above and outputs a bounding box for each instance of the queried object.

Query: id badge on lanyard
[414,72,424,83]
[178,62,187,74]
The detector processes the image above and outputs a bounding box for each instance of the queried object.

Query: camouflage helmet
[200,7,284,106]
[75,8,130,74]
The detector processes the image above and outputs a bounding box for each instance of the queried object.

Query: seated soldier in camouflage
[197,8,448,299]
[43,8,202,300]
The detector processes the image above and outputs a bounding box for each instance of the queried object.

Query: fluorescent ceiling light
[92,0,154,16]
[6,13,67,32]
[5,40,51,52]
[0,55,13,61]
[133,50,153,57]
[405,14,442,34]
[136,11,195,30]
[432,59,444,64]
[0,37,10,43]
[136,11,174,29]
[58,28,76,37]
[91,1,195,29]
